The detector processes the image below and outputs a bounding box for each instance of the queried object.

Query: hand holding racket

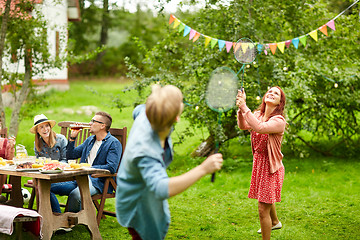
[236,88,246,107]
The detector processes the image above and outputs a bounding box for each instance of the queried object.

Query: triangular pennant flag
[292,38,299,49]
[277,42,285,53]
[326,19,335,31]
[193,32,201,42]
[234,42,241,53]
[183,26,191,37]
[241,43,248,53]
[309,30,318,42]
[218,40,225,51]
[299,35,307,47]
[178,23,185,33]
[285,40,291,48]
[204,36,211,47]
[169,14,175,25]
[210,38,218,49]
[189,29,196,40]
[269,43,277,55]
[173,19,180,29]
[257,44,263,53]
[225,41,233,53]
[319,25,328,36]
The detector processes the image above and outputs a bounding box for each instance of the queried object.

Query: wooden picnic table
[0,167,109,240]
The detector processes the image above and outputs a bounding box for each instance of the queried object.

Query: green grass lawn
[4,79,360,239]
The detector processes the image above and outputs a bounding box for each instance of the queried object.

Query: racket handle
[211,147,218,183]
[211,173,215,182]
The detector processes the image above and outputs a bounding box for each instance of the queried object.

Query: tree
[124,0,360,157]
[0,0,64,136]
[95,0,109,65]
[0,0,12,129]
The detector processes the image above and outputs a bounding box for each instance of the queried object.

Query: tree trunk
[9,49,32,136]
[191,134,215,157]
[0,0,12,130]
[192,111,241,157]
[95,0,109,65]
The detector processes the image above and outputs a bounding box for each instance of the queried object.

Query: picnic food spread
[16,162,34,169]
[1,158,92,171]
[0,158,14,166]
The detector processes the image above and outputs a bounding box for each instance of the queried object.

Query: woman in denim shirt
[30,114,67,162]
[30,114,67,213]
[116,85,223,240]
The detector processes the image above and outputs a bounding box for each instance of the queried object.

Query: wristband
[70,136,77,141]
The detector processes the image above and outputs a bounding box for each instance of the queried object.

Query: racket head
[205,67,239,113]
[234,37,257,64]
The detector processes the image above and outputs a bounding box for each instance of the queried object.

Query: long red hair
[256,86,286,119]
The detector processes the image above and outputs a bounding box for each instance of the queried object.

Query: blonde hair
[146,85,183,132]
[34,123,57,152]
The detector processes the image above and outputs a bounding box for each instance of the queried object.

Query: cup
[68,160,77,164]
[39,157,46,164]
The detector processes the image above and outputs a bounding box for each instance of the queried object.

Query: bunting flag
[319,25,328,36]
[218,40,226,51]
[173,19,180,29]
[309,30,318,42]
[169,14,175,25]
[234,42,241,53]
[241,43,249,53]
[327,19,336,31]
[210,38,218,49]
[183,26,191,37]
[285,40,291,48]
[292,38,299,49]
[178,23,185,33]
[204,36,211,47]
[193,32,201,42]
[277,42,285,53]
[299,35,307,47]
[168,0,356,57]
[225,41,233,53]
[189,29,196,40]
[269,43,277,55]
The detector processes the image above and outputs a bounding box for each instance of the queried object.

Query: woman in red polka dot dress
[236,86,287,240]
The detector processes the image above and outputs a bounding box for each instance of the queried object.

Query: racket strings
[234,39,257,64]
[206,68,238,111]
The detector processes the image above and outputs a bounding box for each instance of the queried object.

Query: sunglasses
[90,119,105,124]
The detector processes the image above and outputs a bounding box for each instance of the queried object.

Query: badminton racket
[205,67,238,182]
[233,37,257,88]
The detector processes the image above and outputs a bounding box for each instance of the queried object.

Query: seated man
[50,111,122,213]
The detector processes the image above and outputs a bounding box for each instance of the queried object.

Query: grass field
[4,79,360,239]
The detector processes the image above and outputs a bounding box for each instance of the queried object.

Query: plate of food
[66,162,92,170]
[40,162,66,174]
[15,162,39,171]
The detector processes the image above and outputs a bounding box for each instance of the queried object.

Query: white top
[87,140,102,165]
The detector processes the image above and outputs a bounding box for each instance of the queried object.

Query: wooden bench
[0,205,41,239]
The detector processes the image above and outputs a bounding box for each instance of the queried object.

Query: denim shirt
[116,105,173,240]
[67,131,122,194]
[34,134,67,162]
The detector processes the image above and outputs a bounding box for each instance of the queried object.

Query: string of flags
[168,0,359,55]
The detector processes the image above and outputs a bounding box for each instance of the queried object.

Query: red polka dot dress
[248,131,285,204]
